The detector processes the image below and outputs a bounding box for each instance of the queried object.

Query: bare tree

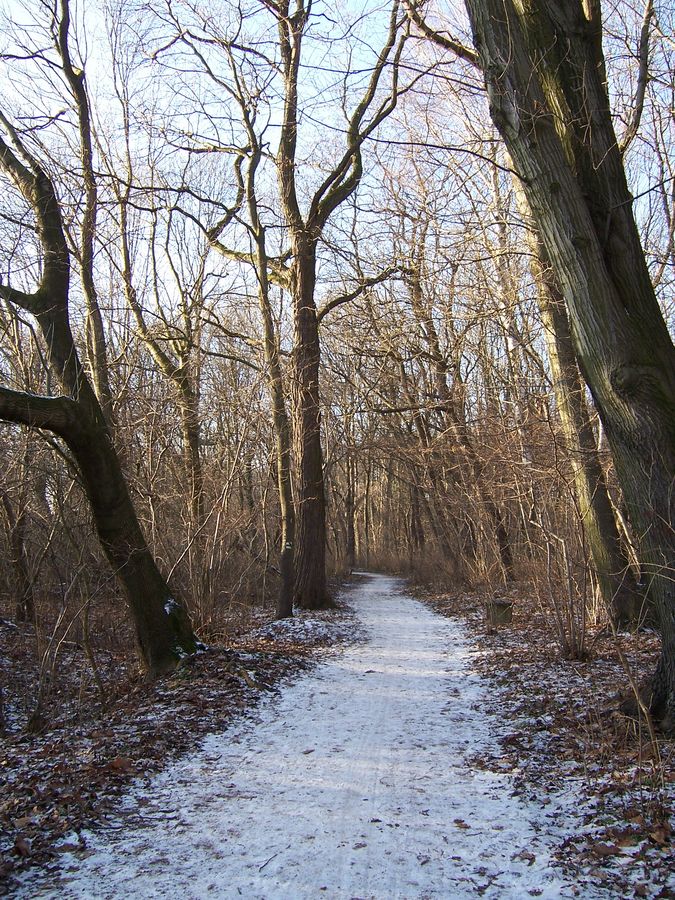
[269,0,410,607]
[464,0,675,728]
[0,1,197,674]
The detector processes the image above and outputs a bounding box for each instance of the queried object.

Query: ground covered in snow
[0,600,360,891]
[2,572,673,898]
[5,573,672,899]
[417,582,674,897]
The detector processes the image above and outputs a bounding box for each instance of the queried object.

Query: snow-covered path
[23,574,594,899]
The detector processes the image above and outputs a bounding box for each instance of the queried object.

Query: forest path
[22,573,597,899]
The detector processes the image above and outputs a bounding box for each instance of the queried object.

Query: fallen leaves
[105,756,134,774]
[0,605,360,889]
[12,837,30,858]
[416,582,674,899]
[648,824,671,847]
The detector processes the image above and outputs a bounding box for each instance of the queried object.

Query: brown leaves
[13,836,31,857]
[417,584,674,897]
[0,625,342,886]
[104,756,134,774]
[648,823,671,847]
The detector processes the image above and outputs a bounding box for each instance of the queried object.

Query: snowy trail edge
[23,573,594,899]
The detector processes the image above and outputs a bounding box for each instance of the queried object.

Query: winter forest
[0,0,674,896]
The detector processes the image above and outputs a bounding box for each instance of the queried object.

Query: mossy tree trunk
[465,0,675,727]
[515,194,647,627]
[536,259,646,628]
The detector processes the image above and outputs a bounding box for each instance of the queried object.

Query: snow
[249,613,362,647]
[164,598,179,616]
[19,573,613,898]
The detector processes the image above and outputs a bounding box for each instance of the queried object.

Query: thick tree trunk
[291,239,330,608]
[465,0,675,727]
[513,180,647,625]
[536,258,646,627]
[0,139,197,676]
[0,388,198,673]
[72,418,198,672]
[273,0,402,607]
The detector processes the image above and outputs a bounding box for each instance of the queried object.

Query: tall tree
[208,53,297,619]
[272,0,408,607]
[464,0,675,728]
[525,218,645,628]
[0,1,197,674]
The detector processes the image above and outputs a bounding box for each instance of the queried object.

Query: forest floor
[1,572,673,898]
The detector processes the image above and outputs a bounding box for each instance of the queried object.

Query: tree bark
[291,236,330,607]
[0,129,197,675]
[535,251,646,627]
[511,178,646,625]
[1,488,36,624]
[465,0,675,727]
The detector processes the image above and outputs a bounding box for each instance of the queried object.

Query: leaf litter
[2,573,673,898]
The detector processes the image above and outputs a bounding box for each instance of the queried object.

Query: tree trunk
[511,175,646,626]
[1,489,36,624]
[465,0,675,727]
[535,251,646,627]
[0,135,197,676]
[71,417,198,672]
[268,334,295,619]
[291,238,330,608]
[178,377,205,533]
[177,373,212,620]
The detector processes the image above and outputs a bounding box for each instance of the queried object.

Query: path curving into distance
[20,573,599,899]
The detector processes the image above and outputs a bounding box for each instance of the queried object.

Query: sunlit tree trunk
[465,0,675,727]
[534,247,646,627]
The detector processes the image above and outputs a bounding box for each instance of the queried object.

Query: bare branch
[210,241,292,289]
[317,267,399,323]
[404,0,479,66]
[310,0,406,230]
[619,0,654,156]
[0,387,79,440]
